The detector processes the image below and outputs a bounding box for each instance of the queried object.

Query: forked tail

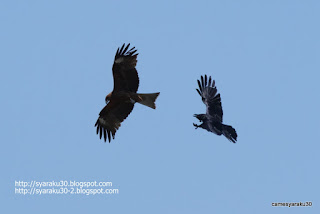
[222,124,237,143]
[137,92,160,109]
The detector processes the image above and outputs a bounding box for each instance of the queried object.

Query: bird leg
[193,123,200,129]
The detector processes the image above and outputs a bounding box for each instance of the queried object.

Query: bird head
[193,114,206,122]
[193,114,201,121]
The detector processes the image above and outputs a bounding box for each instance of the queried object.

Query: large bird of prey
[95,43,160,142]
[193,75,237,143]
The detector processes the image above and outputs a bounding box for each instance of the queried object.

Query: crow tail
[222,124,237,143]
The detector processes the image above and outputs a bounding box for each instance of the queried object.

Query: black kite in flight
[193,75,237,143]
[95,43,160,142]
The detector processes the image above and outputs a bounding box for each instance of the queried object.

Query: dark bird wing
[95,100,134,142]
[112,43,139,93]
[196,75,223,122]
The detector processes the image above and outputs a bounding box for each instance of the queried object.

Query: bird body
[95,43,159,142]
[194,75,237,143]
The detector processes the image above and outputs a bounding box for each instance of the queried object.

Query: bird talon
[193,123,199,129]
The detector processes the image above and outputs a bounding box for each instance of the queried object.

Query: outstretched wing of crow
[194,75,237,143]
[196,75,223,122]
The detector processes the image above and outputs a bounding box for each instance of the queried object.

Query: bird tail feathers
[222,124,237,143]
[137,93,160,109]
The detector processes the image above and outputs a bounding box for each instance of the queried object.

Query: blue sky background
[1,0,319,213]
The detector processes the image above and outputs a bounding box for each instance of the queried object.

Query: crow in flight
[95,43,160,142]
[193,75,237,143]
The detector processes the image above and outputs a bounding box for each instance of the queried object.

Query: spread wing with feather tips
[112,43,139,93]
[95,100,134,142]
[196,75,223,122]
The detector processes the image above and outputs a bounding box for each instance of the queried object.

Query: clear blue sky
[1,0,319,213]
